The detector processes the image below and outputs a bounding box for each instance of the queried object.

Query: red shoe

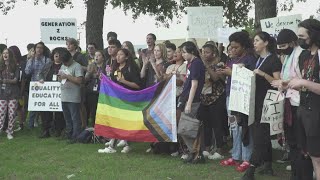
[236,161,250,172]
[220,158,239,166]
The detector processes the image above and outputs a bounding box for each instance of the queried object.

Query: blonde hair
[155,43,167,61]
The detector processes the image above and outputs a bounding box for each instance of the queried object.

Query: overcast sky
[0,0,319,54]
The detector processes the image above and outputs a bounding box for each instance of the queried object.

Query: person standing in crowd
[99,48,141,154]
[38,48,65,138]
[177,41,205,164]
[22,43,35,61]
[219,31,256,173]
[122,41,141,69]
[0,44,7,54]
[282,19,320,180]
[198,44,228,160]
[85,43,97,65]
[58,47,84,144]
[140,43,167,88]
[0,48,20,139]
[166,43,176,64]
[139,33,157,83]
[242,32,282,180]
[103,31,118,60]
[85,50,106,127]
[106,39,121,78]
[25,42,51,129]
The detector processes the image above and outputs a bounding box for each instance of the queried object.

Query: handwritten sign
[40,18,77,44]
[260,90,285,135]
[187,6,223,39]
[260,14,302,39]
[28,82,62,111]
[228,64,256,125]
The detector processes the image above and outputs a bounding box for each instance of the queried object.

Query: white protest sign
[40,18,77,44]
[260,90,285,135]
[187,6,223,39]
[28,82,62,111]
[218,28,239,44]
[260,14,302,39]
[228,64,256,125]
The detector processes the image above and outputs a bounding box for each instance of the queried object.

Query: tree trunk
[86,0,105,49]
[254,0,277,31]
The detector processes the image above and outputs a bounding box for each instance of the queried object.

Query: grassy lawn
[0,128,290,180]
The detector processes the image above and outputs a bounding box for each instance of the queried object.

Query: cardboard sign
[40,18,77,44]
[260,90,285,135]
[28,82,62,111]
[187,6,223,39]
[228,64,256,125]
[260,14,302,39]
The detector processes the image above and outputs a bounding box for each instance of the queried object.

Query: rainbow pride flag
[94,74,177,142]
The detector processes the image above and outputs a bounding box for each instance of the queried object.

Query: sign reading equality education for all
[28,82,62,112]
[187,6,223,40]
[40,18,77,44]
[260,90,285,135]
[260,14,302,39]
[228,64,256,125]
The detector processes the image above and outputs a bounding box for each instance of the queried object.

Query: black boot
[241,166,255,180]
[258,162,274,176]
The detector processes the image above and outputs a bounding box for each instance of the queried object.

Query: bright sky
[0,0,319,54]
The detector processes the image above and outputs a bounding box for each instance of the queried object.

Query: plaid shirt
[25,56,50,81]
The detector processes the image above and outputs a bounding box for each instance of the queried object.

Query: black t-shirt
[299,50,320,109]
[255,53,282,120]
[181,58,205,103]
[110,64,141,91]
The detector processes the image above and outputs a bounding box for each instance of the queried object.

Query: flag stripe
[95,124,158,142]
[98,94,149,111]
[95,114,148,131]
[96,103,143,122]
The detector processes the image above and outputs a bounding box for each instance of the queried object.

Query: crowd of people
[0,18,320,180]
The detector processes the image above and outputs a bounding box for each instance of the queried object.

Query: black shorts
[296,106,320,157]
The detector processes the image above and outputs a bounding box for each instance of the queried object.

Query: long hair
[115,48,139,72]
[298,19,320,47]
[155,43,168,61]
[181,41,201,58]
[9,46,22,63]
[123,41,137,59]
[0,48,17,73]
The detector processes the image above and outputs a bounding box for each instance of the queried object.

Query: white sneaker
[181,154,189,160]
[146,148,152,153]
[98,147,117,153]
[7,133,13,140]
[208,152,224,160]
[202,151,210,158]
[121,146,131,153]
[286,165,291,171]
[117,140,127,147]
[14,127,22,132]
[34,121,38,127]
[171,151,179,157]
[105,139,115,147]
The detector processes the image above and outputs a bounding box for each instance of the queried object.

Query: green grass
[0,128,290,180]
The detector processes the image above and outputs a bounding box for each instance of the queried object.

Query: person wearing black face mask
[281,19,320,180]
[272,29,305,180]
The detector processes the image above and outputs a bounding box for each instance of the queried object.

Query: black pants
[40,111,65,133]
[198,95,228,149]
[85,93,99,126]
[249,122,272,166]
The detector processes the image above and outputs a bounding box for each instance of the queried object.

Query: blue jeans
[28,111,37,128]
[62,102,81,140]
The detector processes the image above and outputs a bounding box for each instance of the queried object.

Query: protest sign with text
[28,82,62,111]
[228,64,255,125]
[260,90,285,135]
[187,6,223,40]
[260,14,302,39]
[218,28,239,45]
[40,18,77,44]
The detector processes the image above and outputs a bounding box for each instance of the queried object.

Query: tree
[0,0,253,48]
[254,0,277,31]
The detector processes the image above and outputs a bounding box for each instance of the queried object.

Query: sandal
[220,158,239,166]
[236,161,251,172]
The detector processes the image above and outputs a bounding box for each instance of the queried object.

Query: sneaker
[104,147,117,153]
[208,152,224,160]
[117,140,127,147]
[171,151,179,157]
[202,151,210,158]
[121,146,131,153]
[236,161,251,172]
[7,133,13,140]
[286,165,291,171]
[105,139,115,147]
[146,148,152,153]
[192,154,205,164]
[220,158,239,166]
[181,154,189,160]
